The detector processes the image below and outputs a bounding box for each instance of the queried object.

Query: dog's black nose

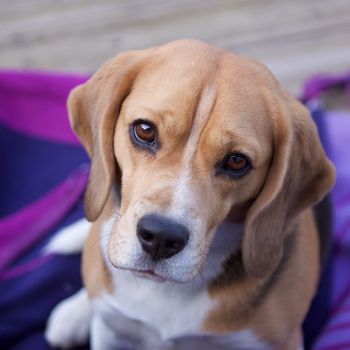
[137,214,189,260]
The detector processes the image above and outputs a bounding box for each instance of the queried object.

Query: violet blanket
[0,70,349,350]
[0,71,89,350]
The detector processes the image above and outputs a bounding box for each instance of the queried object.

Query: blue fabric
[0,124,88,218]
[0,125,88,350]
[302,103,333,349]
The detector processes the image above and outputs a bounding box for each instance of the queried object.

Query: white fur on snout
[105,206,243,285]
[106,211,147,272]
[98,218,253,348]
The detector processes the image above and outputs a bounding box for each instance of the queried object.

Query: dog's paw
[45,289,91,349]
[44,218,91,255]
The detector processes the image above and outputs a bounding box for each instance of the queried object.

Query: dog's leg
[44,218,91,255]
[45,288,92,348]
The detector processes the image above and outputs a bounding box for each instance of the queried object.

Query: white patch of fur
[101,270,214,339]
[170,84,215,219]
[44,218,91,255]
[45,289,92,348]
[92,289,270,350]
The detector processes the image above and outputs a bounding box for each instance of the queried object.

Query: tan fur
[204,209,319,348]
[82,193,115,297]
[69,39,335,347]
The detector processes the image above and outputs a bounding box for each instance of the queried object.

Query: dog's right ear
[68,50,152,221]
[242,91,335,278]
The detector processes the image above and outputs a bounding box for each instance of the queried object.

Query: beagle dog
[45,39,335,350]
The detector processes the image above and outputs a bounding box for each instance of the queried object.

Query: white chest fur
[93,284,270,350]
[97,269,214,340]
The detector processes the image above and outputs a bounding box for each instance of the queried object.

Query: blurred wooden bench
[1,0,349,95]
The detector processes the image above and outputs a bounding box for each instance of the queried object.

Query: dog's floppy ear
[242,90,335,278]
[68,50,151,221]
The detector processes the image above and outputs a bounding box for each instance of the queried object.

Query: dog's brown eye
[219,153,251,178]
[226,154,247,172]
[130,119,159,153]
[134,121,156,143]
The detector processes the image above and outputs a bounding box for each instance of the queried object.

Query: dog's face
[69,40,335,283]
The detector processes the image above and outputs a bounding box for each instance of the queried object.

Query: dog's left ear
[242,90,335,278]
[67,50,153,221]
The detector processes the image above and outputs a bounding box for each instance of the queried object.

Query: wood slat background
[1,0,349,95]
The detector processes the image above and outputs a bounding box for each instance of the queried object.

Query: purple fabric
[311,112,350,350]
[0,70,89,349]
[300,72,350,350]
[0,166,88,275]
[1,255,54,280]
[300,72,350,103]
[0,70,85,145]
[0,70,89,275]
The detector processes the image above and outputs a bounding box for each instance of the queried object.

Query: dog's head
[69,40,335,282]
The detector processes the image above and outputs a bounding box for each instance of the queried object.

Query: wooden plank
[0,0,349,95]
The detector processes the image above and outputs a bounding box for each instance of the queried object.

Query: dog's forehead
[130,44,219,108]
[132,41,276,110]
[121,40,276,154]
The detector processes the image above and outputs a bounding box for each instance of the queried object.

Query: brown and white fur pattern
[45,40,335,350]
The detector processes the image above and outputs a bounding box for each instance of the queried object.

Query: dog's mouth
[117,265,167,282]
[132,269,166,282]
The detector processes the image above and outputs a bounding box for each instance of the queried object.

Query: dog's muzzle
[136,214,189,260]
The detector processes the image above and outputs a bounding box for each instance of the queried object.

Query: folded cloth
[0,70,89,349]
[301,72,350,350]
